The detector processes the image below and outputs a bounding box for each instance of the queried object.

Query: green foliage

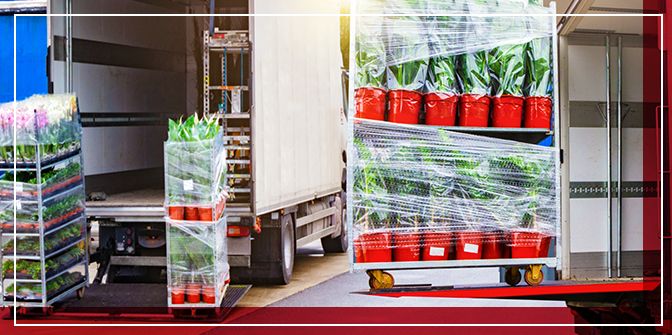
[525,37,552,97]
[490,44,526,96]
[459,51,491,95]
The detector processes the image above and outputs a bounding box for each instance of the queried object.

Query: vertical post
[616,36,623,277]
[605,35,613,278]
[203,30,210,115]
[65,0,73,93]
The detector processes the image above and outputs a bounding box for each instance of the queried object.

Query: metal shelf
[46,258,87,282]
[3,235,85,260]
[0,150,81,171]
[352,257,558,271]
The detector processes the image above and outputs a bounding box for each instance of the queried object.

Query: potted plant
[354,2,387,121]
[490,43,526,127]
[524,0,553,129]
[424,1,463,126]
[166,114,224,222]
[385,0,428,124]
[353,138,392,263]
[458,51,491,127]
[418,140,452,261]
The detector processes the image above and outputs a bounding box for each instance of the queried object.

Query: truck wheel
[321,199,348,253]
[275,214,295,285]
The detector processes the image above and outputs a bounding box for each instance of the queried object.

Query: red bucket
[459,94,491,127]
[524,96,552,129]
[424,93,458,126]
[359,232,393,263]
[421,231,452,261]
[454,230,483,260]
[509,231,548,258]
[355,87,386,121]
[482,231,506,259]
[388,90,422,124]
[492,95,524,128]
[393,232,422,262]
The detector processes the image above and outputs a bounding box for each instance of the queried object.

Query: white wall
[50,0,187,176]
[567,44,644,254]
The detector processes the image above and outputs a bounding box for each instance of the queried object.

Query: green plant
[525,37,552,97]
[353,138,389,229]
[385,0,428,91]
[490,44,526,96]
[459,51,490,95]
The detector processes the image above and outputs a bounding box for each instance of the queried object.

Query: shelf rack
[0,102,89,308]
[346,2,561,290]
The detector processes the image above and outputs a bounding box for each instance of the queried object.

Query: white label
[15,200,21,210]
[15,182,23,192]
[183,179,194,191]
[232,89,241,114]
[429,247,445,257]
[54,161,67,170]
[464,243,479,254]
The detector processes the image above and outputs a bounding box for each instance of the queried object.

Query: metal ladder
[203,29,254,225]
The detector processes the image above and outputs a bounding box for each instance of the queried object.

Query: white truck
[48,0,347,284]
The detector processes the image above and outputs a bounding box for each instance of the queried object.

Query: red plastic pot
[393,232,422,262]
[459,94,491,127]
[198,207,213,221]
[185,207,199,221]
[524,96,553,129]
[168,206,185,220]
[482,231,505,259]
[454,230,483,260]
[424,93,458,126]
[353,237,364,263]
[421,231,452,261]
[388,90,422,124]
[359,232,392,263]
[202,286,216,304]
[186,283,202,303]
[492,95,524,128]
[509,231,548,258]
[355,87,386,121]
[171,286,185,304]
[539,235,552,258]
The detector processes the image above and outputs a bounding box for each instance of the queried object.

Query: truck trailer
[37,0,347,285]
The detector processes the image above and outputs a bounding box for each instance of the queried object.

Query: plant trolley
[0,94,89,309]
[347,0,561,290]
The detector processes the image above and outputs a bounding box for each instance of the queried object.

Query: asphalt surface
[265,241,565,308]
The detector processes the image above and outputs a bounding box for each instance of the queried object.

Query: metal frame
[346,2,562,277]
[1,110,88,308]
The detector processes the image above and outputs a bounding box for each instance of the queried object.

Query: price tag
[429,247,445,257]
[15,182,23,193]
[464,243,479,254]
[183,179,194,191]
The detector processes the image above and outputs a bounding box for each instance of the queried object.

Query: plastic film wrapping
[166,218,229,306]
[0,94,80,164]
[352,120,558,262]
[164,132,228,222]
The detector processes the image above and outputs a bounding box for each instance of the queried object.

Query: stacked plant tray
[0,94,88,307]
[164,114,229,308]
[348,0,560,288]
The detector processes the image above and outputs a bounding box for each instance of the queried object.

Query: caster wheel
[76,287,85,300]
[504,267,521,286]
[524,267,544,286]
[367,271,394,290]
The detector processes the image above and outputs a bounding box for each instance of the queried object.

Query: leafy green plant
[353,138,389,229]
[459,51,490,95]
[525,37,552,97]
[385,0,428,91]
[490,44,526,96]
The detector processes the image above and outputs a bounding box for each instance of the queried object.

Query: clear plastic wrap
[352,0,555,129]
[164,131,227,222]
[352,119,558,263]
[3,270,85,302]
[0,156,82,201]
[0,187,85,234]
[1,217,85,257]
[0,94,81,165]
[166,217,229,306]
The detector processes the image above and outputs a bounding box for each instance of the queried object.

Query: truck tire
[231,213,295,285]
[276,213,295,284]
[321,196,348,253]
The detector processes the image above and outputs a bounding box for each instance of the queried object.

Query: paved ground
[242,241,565,308]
